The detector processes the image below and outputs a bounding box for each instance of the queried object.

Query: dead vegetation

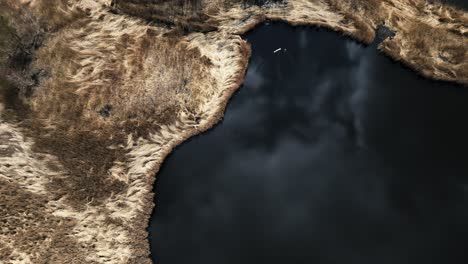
[322,0,467,83]
[324,0,384,43]
[1,2,223,260]
[381,17,467,83]
[0,0,467,263]
[32,0,87,31]
[326,0,385,20]
[111,0,285,33]
[0,2,43,123]
[1,3,216,209]
[111,0,216,32]
[371,0,468,84]
[0,0,86,113]
[0,16,18,67]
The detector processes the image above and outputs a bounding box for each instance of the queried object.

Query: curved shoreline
[133,39,252,264]
[0,0,467,263]
[139,18,466,262]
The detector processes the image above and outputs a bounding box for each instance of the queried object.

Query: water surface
[444,0,468,9]
[149,21,468,264]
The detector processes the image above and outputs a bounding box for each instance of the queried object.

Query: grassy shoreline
[0,0,466,263]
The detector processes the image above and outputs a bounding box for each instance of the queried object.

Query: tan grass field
[0,0,466,263]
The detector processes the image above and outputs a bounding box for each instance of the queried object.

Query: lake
[148,12,468,264]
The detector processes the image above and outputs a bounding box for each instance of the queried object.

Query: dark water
[444,0,468,9]
[148,18,468,264]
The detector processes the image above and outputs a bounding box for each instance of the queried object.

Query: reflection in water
[149,22,468,264]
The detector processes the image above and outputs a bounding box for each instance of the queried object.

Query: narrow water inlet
[148,21,468,264]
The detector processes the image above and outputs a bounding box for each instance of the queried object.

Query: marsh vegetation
[0,0,466,263]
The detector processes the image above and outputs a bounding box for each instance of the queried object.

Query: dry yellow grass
[0,0,466,263]
[378,0,468,83]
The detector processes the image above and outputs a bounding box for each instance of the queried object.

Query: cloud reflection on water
[149,22,468,264]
